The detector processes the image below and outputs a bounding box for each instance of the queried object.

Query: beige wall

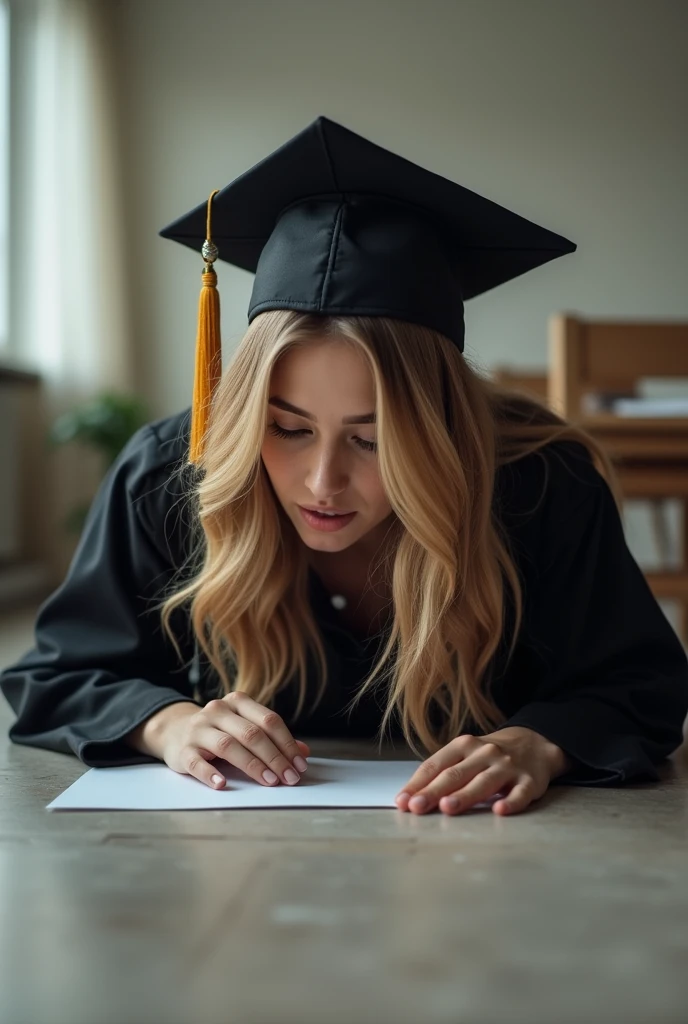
[112,0,688,418]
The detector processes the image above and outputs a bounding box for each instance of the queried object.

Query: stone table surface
[0,697,687,1024]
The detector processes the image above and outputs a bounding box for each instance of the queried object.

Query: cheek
[261,437,287,465]
[260,440,305,499]
[260,441,286,486]
[360,464,391,514]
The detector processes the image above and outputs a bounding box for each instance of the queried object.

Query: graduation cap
[160,115,576,462]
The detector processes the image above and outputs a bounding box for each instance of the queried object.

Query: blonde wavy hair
[161,310,621,758]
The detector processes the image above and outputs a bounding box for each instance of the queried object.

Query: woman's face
[260,339,394,555]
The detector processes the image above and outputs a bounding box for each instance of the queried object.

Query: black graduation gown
[1,409,687,786]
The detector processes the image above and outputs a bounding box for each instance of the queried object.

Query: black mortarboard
[160,115,576,460]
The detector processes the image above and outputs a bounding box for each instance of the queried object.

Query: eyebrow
[268,396,376,425]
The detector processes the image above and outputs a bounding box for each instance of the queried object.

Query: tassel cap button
[202,240,219,263]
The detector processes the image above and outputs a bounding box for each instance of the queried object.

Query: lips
[300,506,352,515]
[298,506,357,531]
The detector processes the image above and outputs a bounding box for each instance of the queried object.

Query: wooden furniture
[548,315,688,643]
[489,366,549,403]
[0,365,46,564]
[0,365,52,608]
[0,689,687,1024]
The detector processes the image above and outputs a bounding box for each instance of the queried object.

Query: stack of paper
[46,755,503,812]
[612,397,688,417]
[47,757,423,811]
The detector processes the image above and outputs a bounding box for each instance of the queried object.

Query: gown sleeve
[0,416,200,767]
[497,444,688,786]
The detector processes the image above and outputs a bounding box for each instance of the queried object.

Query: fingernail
[293,756,308,772]
[395,791,410,802]
[262,769,278,784]
[211,774,225,786]
[284,768,300,785]
[409,795,427,811]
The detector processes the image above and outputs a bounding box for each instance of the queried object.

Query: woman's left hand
[395,726,573,817]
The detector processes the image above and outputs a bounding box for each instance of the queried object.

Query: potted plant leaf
[49,391,149,533]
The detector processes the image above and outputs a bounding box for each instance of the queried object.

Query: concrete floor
[1,607,687,1024]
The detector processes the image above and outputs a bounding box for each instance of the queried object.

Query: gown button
[330,594,347,610]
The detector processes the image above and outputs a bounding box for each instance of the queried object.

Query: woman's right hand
[137,691,311,790]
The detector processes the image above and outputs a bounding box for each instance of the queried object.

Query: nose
[304,443,349,500]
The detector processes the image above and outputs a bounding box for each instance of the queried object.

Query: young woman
[2,117,687,817]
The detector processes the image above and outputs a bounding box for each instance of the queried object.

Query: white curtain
[9,0,132,575]
[10,0,131,390]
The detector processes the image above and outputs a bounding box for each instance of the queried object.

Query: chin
[291,516,362,550]
[299,530,358,551]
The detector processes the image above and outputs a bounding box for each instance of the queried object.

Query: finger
[399,760,488,813]
[492,779,537,816]
[413,748,511,811]
[436,766,513,816]
[213,695,304,785]
[220,696,310,761]
[213,718,310,772]
[188,735,312,793]
[396,739,500,810]
[196,720,292,790]
[395,735,488,802]
[178,735,236,790]
[190,723,287,789]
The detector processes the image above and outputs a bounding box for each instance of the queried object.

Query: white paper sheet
[46,756,429,811]
[612,397,688,417]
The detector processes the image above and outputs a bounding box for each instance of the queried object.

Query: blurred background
[0,0,687,654]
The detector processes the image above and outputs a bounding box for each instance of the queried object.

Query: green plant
[49,391,149,533]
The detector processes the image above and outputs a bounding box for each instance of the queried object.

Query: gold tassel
[190,189,222,464]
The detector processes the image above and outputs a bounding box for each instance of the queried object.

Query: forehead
[270,338,375,400]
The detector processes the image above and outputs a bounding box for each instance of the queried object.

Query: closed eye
[267,422,377,453]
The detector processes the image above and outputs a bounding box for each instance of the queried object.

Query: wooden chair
[547,315,688,644]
